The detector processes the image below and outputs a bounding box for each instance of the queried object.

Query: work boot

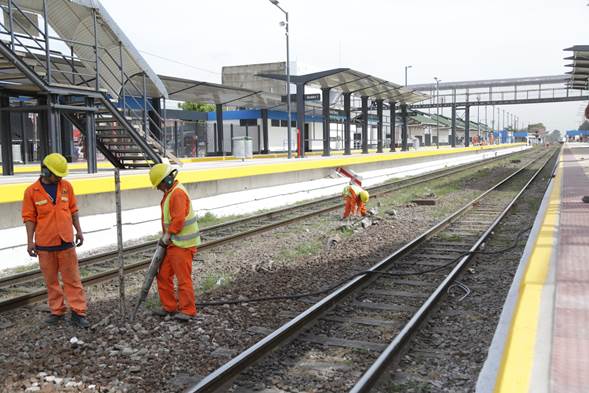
[152,308,175,317]
[174,313,195,322]
[71,312,89,329]
[45,313,64,325]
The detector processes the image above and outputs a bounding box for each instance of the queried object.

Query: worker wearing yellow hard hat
[149,163,201,321]
[342,183,369,219]
[21,153,89,328]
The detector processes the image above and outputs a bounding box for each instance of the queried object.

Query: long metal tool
[130,242,166,321]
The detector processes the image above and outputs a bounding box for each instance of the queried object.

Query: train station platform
[0,144,523,228]
[477,143,589,393]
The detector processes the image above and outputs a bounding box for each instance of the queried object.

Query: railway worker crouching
[21,153,89,328]
[149,163,201,321]
[342,183,370,219]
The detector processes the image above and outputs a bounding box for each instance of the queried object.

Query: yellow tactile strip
[0,144,523,204]
[494,157,562,393]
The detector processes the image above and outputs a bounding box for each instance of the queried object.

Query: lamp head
[269,0,279,4]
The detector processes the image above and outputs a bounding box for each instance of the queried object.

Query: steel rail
[350,148,559,392]
[0,148,525,290]
[184,149,555,393]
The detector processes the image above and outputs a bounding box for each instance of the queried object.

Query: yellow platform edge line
[0,143,523,204]
[494,156,562,393]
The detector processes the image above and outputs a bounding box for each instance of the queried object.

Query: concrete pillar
[465,106,470,147]
[376,99,383,153]
[389,101,396,152]
[343,92,351,155]
[215,103,224,155]
[451,105,457,148]
[261,108,269,154]
[322,87,331,156]
[0,94,14,176]
[401,103,408,151]
[361,95,368,154]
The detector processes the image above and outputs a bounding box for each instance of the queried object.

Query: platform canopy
[156,75,283,108]
[564,45,589,90]
[0,0,167,98]
[258,68,428,104]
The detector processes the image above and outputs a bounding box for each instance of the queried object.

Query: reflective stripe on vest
[343,184,363,198]
[163,184,201,248]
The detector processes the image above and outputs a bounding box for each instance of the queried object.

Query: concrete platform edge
[475,155,561,393]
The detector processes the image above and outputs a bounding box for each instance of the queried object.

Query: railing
[0,0,168,156]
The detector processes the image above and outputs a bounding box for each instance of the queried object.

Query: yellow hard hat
[359,190,369,203]
[149,163,175,188]
[42,153,68,177]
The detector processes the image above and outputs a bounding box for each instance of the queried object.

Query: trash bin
[232,136,253,160]
[244,136,253,159]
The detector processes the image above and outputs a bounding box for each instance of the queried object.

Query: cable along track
[184,148,558,393]
[0,148,533,313]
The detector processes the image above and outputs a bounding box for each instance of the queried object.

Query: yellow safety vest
[163,184,201,248]
[343,184,363,199]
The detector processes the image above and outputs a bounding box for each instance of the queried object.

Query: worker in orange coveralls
[21,153,89,328]
[342,183,370,219]
[149,163,201,321]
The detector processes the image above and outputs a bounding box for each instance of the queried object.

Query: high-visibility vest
[163,184,201,248]
[343,184,363,199]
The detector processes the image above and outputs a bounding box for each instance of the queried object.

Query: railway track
[183,147,558,393]
[0,147,533,313]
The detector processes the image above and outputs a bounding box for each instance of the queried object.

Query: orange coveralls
[157,181,197,316]
[342,185,367,219]
[21,179,87,316]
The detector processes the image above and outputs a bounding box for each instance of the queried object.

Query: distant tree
[179,102,215,112]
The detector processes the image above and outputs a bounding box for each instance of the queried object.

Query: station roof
[158,75,283,108]
[258,68,428,104]
[564,45,589,90]
[10,0,167,99]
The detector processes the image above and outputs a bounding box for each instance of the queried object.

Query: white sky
[101,0,589,132]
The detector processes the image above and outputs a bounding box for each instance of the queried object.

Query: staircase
[0,0,179,169]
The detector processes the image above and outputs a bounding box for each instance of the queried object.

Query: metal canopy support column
[37,96,49,159]
[0,94,14,176]
[376,99,383,153]
[261,109,269,154]
[174,120,179,156]
[361,96,368,154]
[451,105,457,147]
[343,92,351,155]
[322,87,331,156]
[296,83,305,158]
[60,113,73,162]
[389,101,396,152]
[48,95,60,154]
[401,103,408,151]
[85,97,97,173]
[464,106,470,147]
[216,103,224,155]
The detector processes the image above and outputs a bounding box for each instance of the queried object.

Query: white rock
[88,385,96,390]
[37,372,47,378]
[69,337,79,345]
[65,381,77,388]
[44,376,55,382]
[54,377,63,384]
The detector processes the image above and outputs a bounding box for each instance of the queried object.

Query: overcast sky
[101,0,589,131]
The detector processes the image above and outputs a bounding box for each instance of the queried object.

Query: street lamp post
[404,65,412,86]
[434,77,441,148]
[269,0,292,159]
